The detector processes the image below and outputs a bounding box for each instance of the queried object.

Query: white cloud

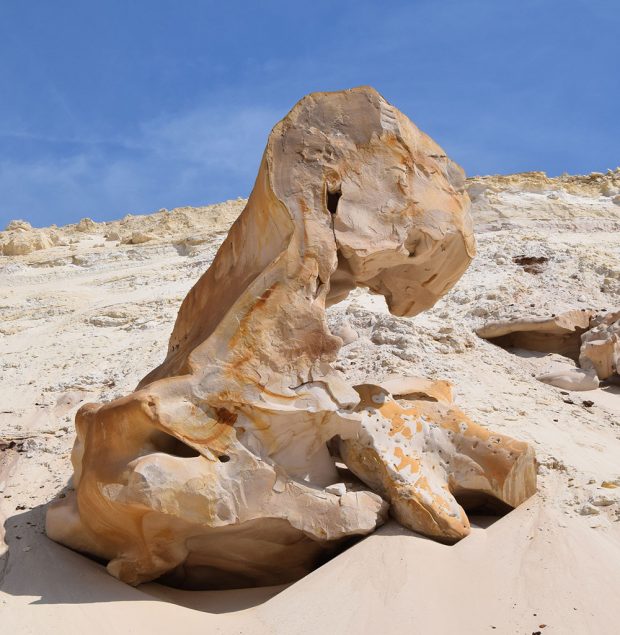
[0,102,281,227]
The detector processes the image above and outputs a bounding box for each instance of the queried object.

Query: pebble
[326,483,347,496]
[579,503,600,516]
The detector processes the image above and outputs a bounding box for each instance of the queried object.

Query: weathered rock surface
[45,86,535,588]
[580,310,620,380]
[477,310,593,360]
[339,381,535,541]
[479,309,620,390]
[537,367,600,391]
[0,225,61,256]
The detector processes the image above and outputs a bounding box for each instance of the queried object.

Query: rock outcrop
[0,220,63,256]
[478,309,620,390]
[46,86,536,589]
[476,310,593,360]
[580,310,620,380]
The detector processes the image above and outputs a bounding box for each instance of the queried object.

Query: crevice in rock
[326,186,341,215]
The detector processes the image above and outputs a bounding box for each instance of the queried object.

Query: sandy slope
[1,171,620,634]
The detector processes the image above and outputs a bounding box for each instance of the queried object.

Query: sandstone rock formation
[478,309,620,390]
[46,86,536,589]
[580,310,620,380]
[477,310,594,361]
[0,219,63,256]
[339,380,535,541]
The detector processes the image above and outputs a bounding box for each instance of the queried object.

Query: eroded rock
[46,86,535,589]
[580,311,620,380]
[0,228,59,256]
[477,310,593,360]
[123,231,156,245]
[339,382,535,541]
[479,308,620,390]
[537,367,600,391]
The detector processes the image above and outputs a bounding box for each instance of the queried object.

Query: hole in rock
[326,186,342,215]
[453,491,513,517]
[476,310,594,364]
[149,431,201,458]
[218,454,230,463]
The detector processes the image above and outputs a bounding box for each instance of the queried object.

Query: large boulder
[46,86,536,589]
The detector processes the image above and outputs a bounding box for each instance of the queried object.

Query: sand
[1,171,620,633]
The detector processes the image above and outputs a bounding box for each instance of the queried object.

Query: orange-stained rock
[46,86,535,589]
[340,382,536,542]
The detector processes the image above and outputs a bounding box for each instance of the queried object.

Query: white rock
[536,368,599,392]
[333,322,359,345]
[325,483,347,496]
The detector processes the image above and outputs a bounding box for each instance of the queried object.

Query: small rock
[325,483,347,496]
[75,217,97,233]
[123,231,155,245]
[590,493,617,507]
[579,503,600,516]
[601,481,619,489]
[332,322,359,345]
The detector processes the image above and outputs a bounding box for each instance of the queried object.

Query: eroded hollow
[149,430,201,458]
[482,330,584,361]
[326,186,342,215]
[155,516,362,590]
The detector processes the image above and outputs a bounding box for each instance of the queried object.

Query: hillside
[1,171,619,634]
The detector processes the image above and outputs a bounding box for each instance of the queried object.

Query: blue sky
[1,1,618,227]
